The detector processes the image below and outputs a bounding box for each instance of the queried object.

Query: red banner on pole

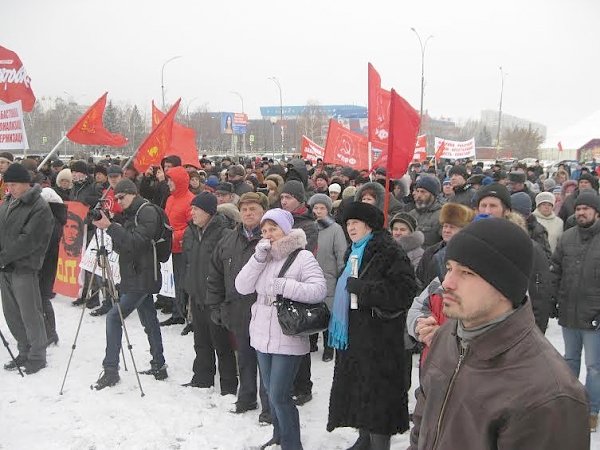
[301,135,324,164]
[66,92,128,147]
[152,102,199,168]
[0,45,36,112]
[53,201,88,299]
[368,63,391,156]
[323,119,369,170]
[386,89,420,179]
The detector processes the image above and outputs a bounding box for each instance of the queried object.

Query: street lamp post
[268,77,284,158]
[161,56,182,111]
[270,117,277,159]
[410,28,433,132]
[231,91,246,155]
[496,66,507,160]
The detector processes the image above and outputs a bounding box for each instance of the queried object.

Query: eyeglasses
[115,194,127,201]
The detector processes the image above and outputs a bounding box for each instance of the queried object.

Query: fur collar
[270,228,307,260]
[397,230,425,252]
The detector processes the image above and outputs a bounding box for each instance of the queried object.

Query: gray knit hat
[308,193,333,213]
[281,180,306,203]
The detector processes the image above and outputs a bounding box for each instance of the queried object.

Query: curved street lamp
[268,76,284,155]
[496,66,508,158]
[161,55,182,110]
[410,28,433,130]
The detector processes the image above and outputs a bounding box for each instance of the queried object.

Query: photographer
[91,179,167,390]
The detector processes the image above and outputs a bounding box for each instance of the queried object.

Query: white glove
[254,239,271,262]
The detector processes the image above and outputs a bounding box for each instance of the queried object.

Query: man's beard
[415,198,434,210]
[577,216,596,228]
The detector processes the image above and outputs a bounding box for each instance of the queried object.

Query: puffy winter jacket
[551,219,600,329]
[408,200,443,248]
[164,166,194,254]
[235,229,326,355]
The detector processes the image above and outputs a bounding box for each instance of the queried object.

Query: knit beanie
[342,186,357,200]
[114,179,138,195]
[508,171,527,184]
[191,192,217,215]
[0,152,14,163]
[206,175,220,188]
[575,190,600,212]
[415,175,441,196]
[579,172,600,192]
[542,178,556,192]
[476,183,511,210]
[328,183,342,194]
[439,203,475,227]
[281,180,306,203]
[56,168,73,186]
[446,218,533,307]
[261,208,294,235]
[3,163,31,183]
[390,212,417,233]
[535,192,555,207]
[308,193,333,213]
[237,192,268,211]
[511,192,532,217]
[342,201,384,231]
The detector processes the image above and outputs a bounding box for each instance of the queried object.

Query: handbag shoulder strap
[277,248,302,277]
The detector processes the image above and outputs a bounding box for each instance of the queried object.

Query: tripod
[0,327,24,377]
[59,229,145,397]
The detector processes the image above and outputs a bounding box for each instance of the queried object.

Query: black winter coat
[292,207,318,253]
[206,224,262,335]
[139,176,170,209]
[450,184,475,207]
[551,219,600,329]
[182,213,229,304]
[327,230,417,436]
[416,240,446,289]
[106,197,163,294]
[39,202,67,299]
[529,240,552,333]
[527,215,552,259]
[0,185,53,273]
[69,177,102,207]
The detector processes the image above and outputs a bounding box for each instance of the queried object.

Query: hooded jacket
[396,231,425,270]
[355,182,403,217]
[0,185,53,273]
[234,229,327,355]
[409,302,589,450]
[408,199,443,248]
[164,166,194,254]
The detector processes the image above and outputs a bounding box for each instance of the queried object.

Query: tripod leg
[0,328,24,378]
[114,300,145,397]
[60,257,99,394]
[100,261,128,371]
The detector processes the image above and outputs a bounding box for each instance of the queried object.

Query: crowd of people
[0,149,597,449]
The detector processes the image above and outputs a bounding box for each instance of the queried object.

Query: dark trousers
[292,334,316,396]
[234,328,270,412]
[171,253,187,319]
[191,299,238,392]
[103,292,165,370]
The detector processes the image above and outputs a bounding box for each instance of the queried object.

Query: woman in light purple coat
[235,208,326,450]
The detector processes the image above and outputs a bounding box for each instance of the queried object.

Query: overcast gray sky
[5,0,599,137]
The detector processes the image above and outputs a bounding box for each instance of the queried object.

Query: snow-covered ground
[1,296,598,449]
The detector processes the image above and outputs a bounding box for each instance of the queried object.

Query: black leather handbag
[273,249,330,336]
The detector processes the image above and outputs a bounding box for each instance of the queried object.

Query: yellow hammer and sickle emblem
[148,146,159,157]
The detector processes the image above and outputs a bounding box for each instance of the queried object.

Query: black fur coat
[327,230,417,435]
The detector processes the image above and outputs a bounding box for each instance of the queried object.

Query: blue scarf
[328,232,373,350]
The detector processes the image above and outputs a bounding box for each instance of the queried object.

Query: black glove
[345,277,364,295]
[210,308,224,327]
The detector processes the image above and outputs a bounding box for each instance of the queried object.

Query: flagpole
[368,141,373,172]
[383,170,391,227]
[37,135,67,171]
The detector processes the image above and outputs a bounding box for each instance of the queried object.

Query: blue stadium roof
[260,105,367,119]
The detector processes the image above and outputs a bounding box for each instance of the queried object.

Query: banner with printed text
[0,100,28,150]
[159,256,175,297]
[79,230,121,284]
[323,119,369,170]
[434,137,476,160]
[300,135,324,164]
[53,201,88,299]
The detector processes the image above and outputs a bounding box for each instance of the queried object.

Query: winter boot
[24,359,46,375]
[90,301,113,317]
[71,297,86,307]
[322,346,334,362]
[138,364,168,380]
[180,323,194,335]
[259,437,280,449]
[369,433,391,450]
[93,368,120,390]
[4,354,27,371]
[346,429,370,450]
[258,410,272,425]
[231,401,258,414]
[160,317,185,326]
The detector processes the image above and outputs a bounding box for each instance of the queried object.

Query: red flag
[301,135,324,164]
[323,119,369,170]
[413,135,427,162]
[434,140,446,161]
[558,141,563,153]
[386,89,420,178]
[66,93,127,147]
[152,102,199,168]
[0,46,36,112]
[368,63,391,154]
[134,99,181,172]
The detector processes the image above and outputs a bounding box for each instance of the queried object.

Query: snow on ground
[1,296,599,449]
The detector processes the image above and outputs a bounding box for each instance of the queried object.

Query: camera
[87,200,110,222]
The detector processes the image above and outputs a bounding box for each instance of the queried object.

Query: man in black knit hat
[410,218,589,449]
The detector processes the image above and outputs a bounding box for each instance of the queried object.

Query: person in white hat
[532,191,563,253]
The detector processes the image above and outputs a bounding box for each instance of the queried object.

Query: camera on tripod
[88,199,110,222]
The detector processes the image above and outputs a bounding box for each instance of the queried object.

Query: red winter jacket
[165,166,193,254]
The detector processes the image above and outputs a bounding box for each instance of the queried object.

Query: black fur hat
[343,201,384,231]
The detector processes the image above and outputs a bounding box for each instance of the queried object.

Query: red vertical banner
[53,201,88,299]
[301,135,324,164]
[368,63,391,156]
[323,119,369,170]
